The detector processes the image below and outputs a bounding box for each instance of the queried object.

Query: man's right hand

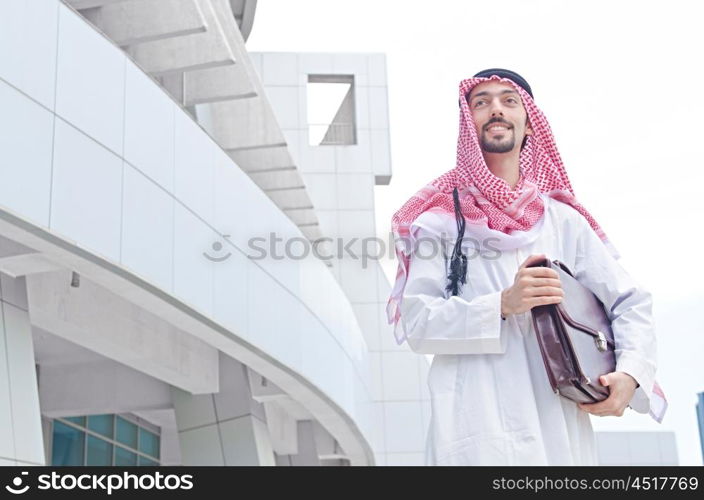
[501,254,563,317]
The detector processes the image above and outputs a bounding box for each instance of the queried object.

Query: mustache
[483,118,512,131]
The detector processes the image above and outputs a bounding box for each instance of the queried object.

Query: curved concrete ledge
[0,1,374,465]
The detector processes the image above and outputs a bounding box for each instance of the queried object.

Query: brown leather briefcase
[527,257,616,404]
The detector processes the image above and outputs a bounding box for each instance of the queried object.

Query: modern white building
[595,431,679,466]
[696,392,704,463]
[5,0,673,469]
[0,0,429,466]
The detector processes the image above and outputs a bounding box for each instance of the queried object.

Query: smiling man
[471,83,529,152]
[386,69,667,465]
[467,77,532,189]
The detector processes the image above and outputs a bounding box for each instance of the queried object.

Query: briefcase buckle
[594,331,607,352]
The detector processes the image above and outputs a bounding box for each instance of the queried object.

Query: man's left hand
[578,372,637,417]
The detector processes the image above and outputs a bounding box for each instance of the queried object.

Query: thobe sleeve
[399,232,506,355]
[571,215,657,414]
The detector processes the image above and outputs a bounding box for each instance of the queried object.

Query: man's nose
[489,101,505,116]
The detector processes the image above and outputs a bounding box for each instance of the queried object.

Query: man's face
[467,81,533,154]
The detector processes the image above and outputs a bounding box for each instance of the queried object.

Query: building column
[172,353,275,465]
[0,274,44,465]
[274,420,322,466]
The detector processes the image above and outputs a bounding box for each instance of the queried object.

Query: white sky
[247,0,704,465]
[306,82,351,144]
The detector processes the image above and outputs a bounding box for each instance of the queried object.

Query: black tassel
[445,187,468,296]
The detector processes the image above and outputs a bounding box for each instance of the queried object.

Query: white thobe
[399,195,657,466]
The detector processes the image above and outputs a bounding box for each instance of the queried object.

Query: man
[386,69,667,465]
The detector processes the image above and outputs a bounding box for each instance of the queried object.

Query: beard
[480,129,516,153]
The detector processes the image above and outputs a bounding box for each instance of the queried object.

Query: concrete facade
[595,431,679,466]
[1,0,679,469]
[0,0,427,466]
[251,52,429,465]
[0,275,44,466]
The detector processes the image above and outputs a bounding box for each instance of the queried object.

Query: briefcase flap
[528,257,616,401]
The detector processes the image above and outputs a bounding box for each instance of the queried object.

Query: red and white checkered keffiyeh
[387,74,667,423]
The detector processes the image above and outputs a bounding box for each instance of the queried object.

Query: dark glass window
[86,435,112,466]
[51,415,159,466]
[139,428,160,459]
[51,421,84,466]
[114,446,138,466]
[116,417,138,449]
[87,414,114,439]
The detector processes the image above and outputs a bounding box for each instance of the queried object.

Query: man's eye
[506,98,518,104]
[473,100,486,107]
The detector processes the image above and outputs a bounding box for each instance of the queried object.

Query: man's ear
[525,118,533,136]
